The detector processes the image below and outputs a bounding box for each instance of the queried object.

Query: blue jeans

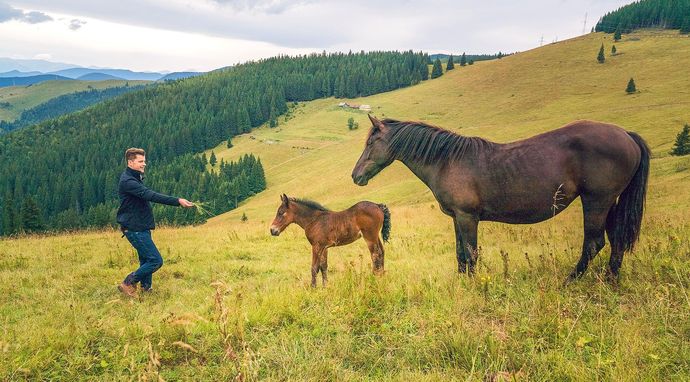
[124,230,163,290]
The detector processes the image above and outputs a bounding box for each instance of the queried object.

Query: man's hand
[179,198,195,208]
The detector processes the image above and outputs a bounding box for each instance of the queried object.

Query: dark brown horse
[270,194,391,287]
[352,115,649,282]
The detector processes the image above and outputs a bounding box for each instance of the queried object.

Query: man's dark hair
[125,148,146,162]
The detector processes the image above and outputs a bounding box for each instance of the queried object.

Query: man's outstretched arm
[123,179,194,207]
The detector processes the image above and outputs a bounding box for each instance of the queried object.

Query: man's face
[128,154,146,173]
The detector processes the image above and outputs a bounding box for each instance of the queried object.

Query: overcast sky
[0,0,632,72]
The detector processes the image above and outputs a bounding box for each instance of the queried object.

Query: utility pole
[540,35,544,46]
[582,12,588,34]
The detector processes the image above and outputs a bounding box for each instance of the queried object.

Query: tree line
[595,0,690,34]
[2,153,265,234]
[0,50,433,236]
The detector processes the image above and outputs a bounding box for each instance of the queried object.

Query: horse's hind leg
[568,195,613,281]
[311,245,325,288]
[605,204,624,282]
[363,230,384,274]
[319,249,329,287]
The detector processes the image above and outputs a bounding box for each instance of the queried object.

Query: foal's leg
[363,230,384,274]
[311,245,324,288]
[567,196,612,281]
[319,249,329,287]
[454,215,478,274]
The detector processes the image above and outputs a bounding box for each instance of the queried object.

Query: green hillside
[208,29,690,222]
[1,31,689,380]
[0,79,148,121]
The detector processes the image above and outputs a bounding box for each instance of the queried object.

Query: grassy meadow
[1,31,690,380]
[0,79,149,122]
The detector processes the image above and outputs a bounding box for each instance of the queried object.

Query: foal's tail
[608,131,650,253]
[378,203,391,243]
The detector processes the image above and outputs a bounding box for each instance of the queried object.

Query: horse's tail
[378,203,391,243]
[608,131,650,253]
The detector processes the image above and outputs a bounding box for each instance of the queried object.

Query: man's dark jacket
[116,167,179,231]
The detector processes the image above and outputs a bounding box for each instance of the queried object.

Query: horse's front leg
[453,214,478,274]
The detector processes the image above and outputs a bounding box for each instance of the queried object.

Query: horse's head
[270,194,295,236]
[351,115,395,186]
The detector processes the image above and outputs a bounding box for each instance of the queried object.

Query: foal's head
[270,194,296,236]
[352,115,395,186]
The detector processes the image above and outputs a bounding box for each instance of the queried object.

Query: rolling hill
[50,67,164,80]
[0,74,71,88]
[1,30,689,380]
[75,73,125,81]
[0,70,43,77]
[0,79,149,122]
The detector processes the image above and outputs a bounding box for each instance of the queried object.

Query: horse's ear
[281,193,289,205]
[368,114,389,135]
[368,114,385,129]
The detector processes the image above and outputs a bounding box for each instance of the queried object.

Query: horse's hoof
[563,273,579,286]
[605,271,620,286]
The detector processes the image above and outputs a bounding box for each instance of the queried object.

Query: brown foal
[270,194,391,287]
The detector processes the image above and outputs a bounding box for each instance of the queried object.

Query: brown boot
[118,282,138,297]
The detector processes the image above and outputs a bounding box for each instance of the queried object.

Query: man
[116,148,195,297]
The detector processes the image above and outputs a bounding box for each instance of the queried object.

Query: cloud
[68,18,86,30]
[0,2,52,24]
[211,0,314,15]
[6,0,634,52]
[22,10,52,23]
[0,2,23,22]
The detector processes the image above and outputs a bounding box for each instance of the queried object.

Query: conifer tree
[611,45,617,55]
[681,17,690,34]
[2,193,18,235]
[210,151,217,167]
[671,124,690,156]
[626,78,637,93]
[597,44,606,63]
[446,55,455,70]
[614,28,622,41]
[431,58,443,79]
[20,196,44,232]
[460,52,467,66]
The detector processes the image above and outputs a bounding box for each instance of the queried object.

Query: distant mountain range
[0,57,204,86]
[0,57,75,73]
[75,73,124,81]
[0,70,43,78]
[0,74,71,87]
[49,67,162,81]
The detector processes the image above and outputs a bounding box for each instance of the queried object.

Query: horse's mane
[291,198,330,211]
[382,119,493,164]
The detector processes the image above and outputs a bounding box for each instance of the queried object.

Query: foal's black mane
[291,198,330,211]
[382,119,494,164]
